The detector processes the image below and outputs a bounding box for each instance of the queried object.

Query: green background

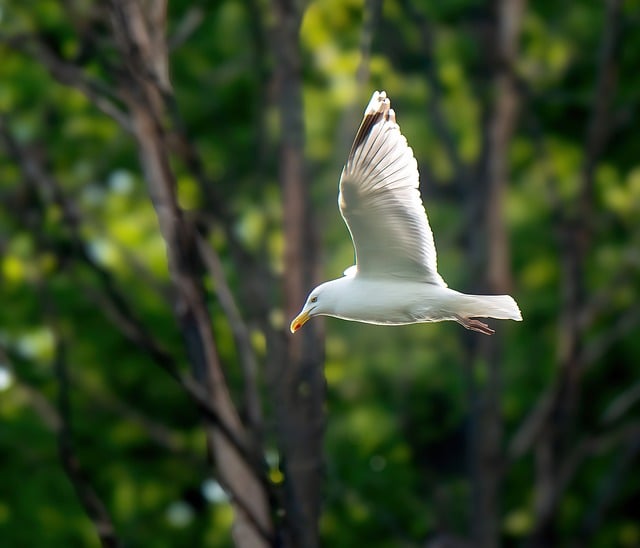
[1,0,639,546]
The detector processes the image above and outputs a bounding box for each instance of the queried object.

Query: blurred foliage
[1,0,640,546]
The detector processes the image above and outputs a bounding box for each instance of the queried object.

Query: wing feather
[339,91,446,285]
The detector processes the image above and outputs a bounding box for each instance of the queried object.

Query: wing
[338,91,446,286]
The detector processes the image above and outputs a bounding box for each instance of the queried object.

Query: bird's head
[289,280,341,333]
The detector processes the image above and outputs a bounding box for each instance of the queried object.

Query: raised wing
[339,91,446,285]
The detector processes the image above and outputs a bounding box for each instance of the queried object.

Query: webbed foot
[455,315,495,336]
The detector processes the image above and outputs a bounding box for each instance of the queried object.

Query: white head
[289,278,344,333]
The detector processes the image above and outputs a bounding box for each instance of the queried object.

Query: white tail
[458,294,522,321]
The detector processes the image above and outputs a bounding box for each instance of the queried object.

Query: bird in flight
[290,91,522,335]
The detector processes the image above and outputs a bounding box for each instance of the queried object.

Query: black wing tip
[365,91,388,113]
[366,91,397,123]
[364,91,396,123]
[349,91,395,157]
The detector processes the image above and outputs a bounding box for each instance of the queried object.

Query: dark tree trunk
[270,1,326,547]
[467,1,526,547]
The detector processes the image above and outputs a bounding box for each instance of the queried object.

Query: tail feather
[458,294,522,321]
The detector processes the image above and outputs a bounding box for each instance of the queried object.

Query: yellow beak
[290,309,311,333]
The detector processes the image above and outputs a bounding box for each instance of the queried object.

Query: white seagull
[290,91,522,336]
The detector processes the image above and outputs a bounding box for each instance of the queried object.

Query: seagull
[290,91,522,336]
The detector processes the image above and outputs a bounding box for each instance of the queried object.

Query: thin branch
[357,0,382,88]
[578,431,640,539]
[168,6,205,51]
[402,0,468,190]
[525,421,640,548]
[577,247,640,331]
[508,388,555,461]
[0,348,63,433]
[0,33,132,132]
[78,375,204,464]
[601,381,640,425]
[579,0,622,217]
[579,305,640,369]
[197,234,264,444]
[0,342,121,548]
[53,338,122,548]
[337,0,382,156]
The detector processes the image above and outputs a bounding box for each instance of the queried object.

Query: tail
[457,294,522,321]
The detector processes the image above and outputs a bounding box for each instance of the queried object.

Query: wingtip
[511,297,523,321]
[365,90,390,117]
[349,91,394,158]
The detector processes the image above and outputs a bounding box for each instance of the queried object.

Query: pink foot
[455,315,495,336]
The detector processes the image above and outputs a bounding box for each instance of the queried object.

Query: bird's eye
[310,296,318,303]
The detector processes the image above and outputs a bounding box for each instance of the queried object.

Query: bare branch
[357,0,382,87]
[0,32,132,132]
[579,0,622,216]
[337,0,382,156]
[580,305,640,369]
[53,338,122,548]
[168,6,205,51]
[402,0,468,190]
[76,372,205,463]
[0,343,121,548]
[0,348,63,433]
[578,430,640,539]
[578,246,640,331]
[531,421,640,545]
[508,388,555,461]
[601,381,640,425]
[197,235,264,443]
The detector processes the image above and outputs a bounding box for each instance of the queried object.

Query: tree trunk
[468,1,526,547]
[270,0,326,546]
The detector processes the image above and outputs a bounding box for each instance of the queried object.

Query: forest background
[1,0,639,547]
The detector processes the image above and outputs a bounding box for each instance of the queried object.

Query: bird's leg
[454,315,495,336]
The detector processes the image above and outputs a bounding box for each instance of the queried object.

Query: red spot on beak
[290,312,309,333]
